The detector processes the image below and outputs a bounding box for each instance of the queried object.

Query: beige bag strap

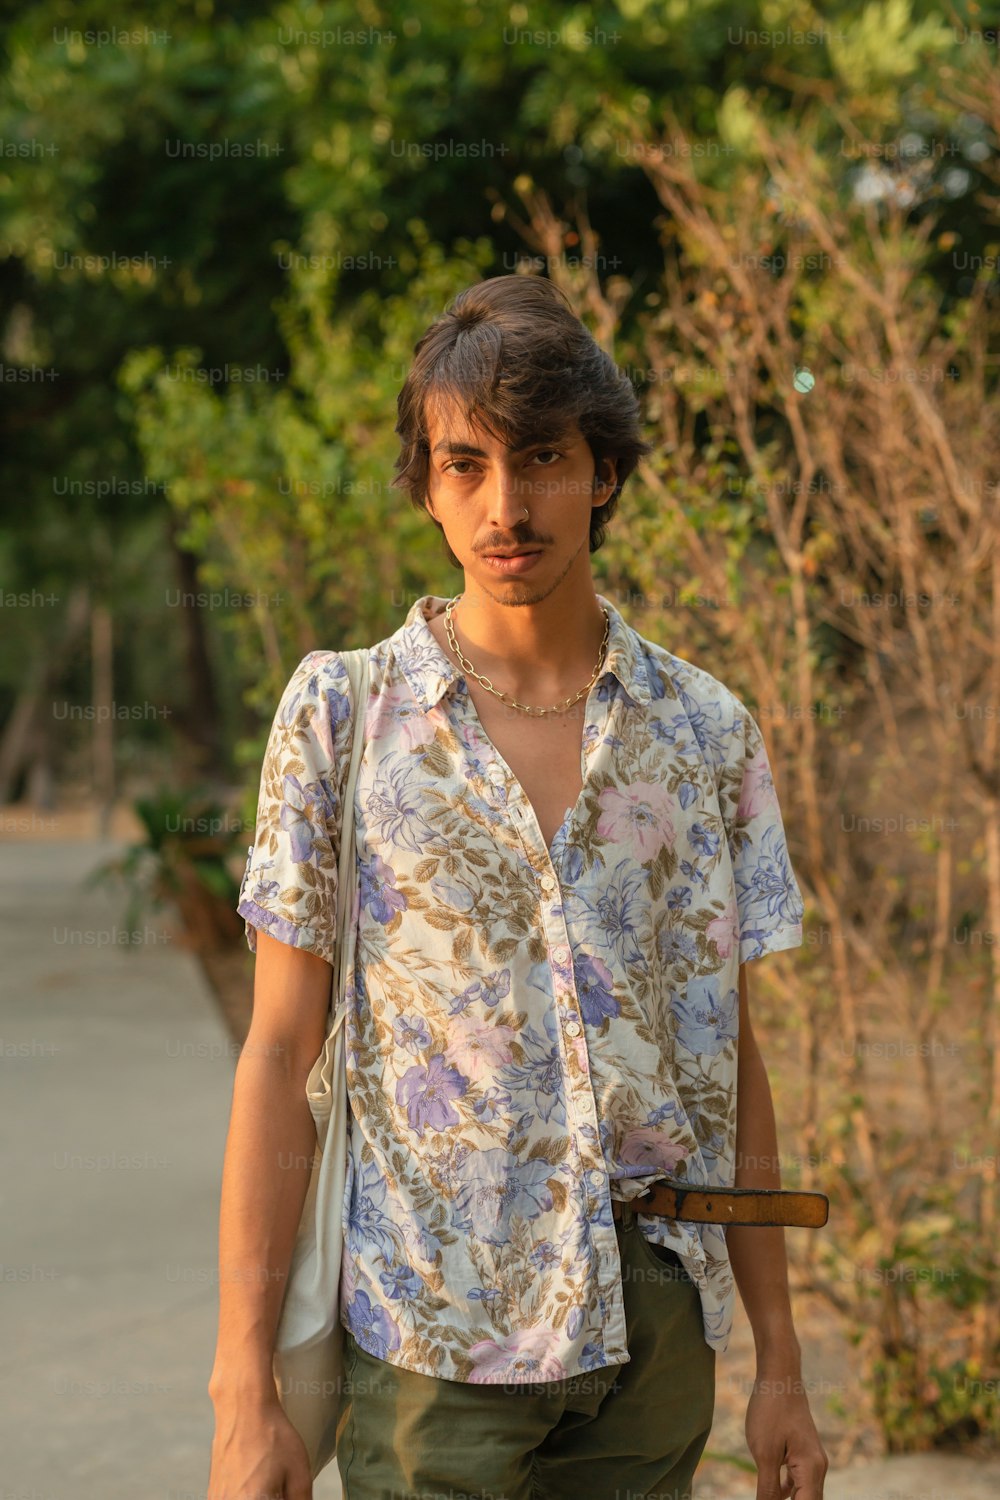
[331,647,369,1024]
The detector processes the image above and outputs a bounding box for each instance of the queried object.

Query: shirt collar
[396,593,653,712]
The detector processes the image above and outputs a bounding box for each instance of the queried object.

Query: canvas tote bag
[271,644,369,1478]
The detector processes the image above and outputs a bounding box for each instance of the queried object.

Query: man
[208,275,829,1500]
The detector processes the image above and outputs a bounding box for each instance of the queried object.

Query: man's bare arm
[728,961,800,1367]
[207,931,334,1409]
[729,961,829,1500]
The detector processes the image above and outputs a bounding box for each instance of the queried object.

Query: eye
[442,459,477,476]
[530,449,563,466]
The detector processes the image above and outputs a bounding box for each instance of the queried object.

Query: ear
[593,456,618,503]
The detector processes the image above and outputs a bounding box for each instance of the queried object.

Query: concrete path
[0,839,342,1499]
[2,838,996,1499]
[822,1453,1000,1499]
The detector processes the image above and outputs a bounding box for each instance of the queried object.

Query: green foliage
[827,0,954,94]
[88,783,244,945]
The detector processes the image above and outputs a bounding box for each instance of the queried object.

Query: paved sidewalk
[0,839,343,1499]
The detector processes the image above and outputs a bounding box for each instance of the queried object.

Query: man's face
[422,396,618,599]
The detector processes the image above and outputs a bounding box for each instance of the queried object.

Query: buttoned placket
[450,676,632,1367]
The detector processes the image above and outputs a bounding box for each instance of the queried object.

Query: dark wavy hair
[391,275,651,562]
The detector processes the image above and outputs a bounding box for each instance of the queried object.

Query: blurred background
[2,1,1000,1495]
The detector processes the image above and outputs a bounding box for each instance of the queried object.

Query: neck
[436,577,609,701]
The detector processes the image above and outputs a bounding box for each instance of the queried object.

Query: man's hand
[745,1377,829,1500]
[208,1391,313,1499]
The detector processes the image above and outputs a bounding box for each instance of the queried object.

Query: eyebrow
[431,433,571,458]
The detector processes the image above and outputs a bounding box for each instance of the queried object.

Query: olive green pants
[335,1199,716,1499]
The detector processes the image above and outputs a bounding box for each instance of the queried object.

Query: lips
[481,550,544,574]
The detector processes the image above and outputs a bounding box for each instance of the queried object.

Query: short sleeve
[236,650,354,965]
[717,695,805,964]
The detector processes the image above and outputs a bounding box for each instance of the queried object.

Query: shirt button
[553,944,570,964]
[565,1020,582,1037]
[539,874,555,894]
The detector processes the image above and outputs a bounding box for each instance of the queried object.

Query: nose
[485,462,532,530]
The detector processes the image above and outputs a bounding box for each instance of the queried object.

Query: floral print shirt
[237,593,805,1383]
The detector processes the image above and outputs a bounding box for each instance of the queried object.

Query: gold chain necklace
[443,595,610,717]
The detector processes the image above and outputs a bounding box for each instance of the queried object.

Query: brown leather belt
[612,1176,829,1228]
